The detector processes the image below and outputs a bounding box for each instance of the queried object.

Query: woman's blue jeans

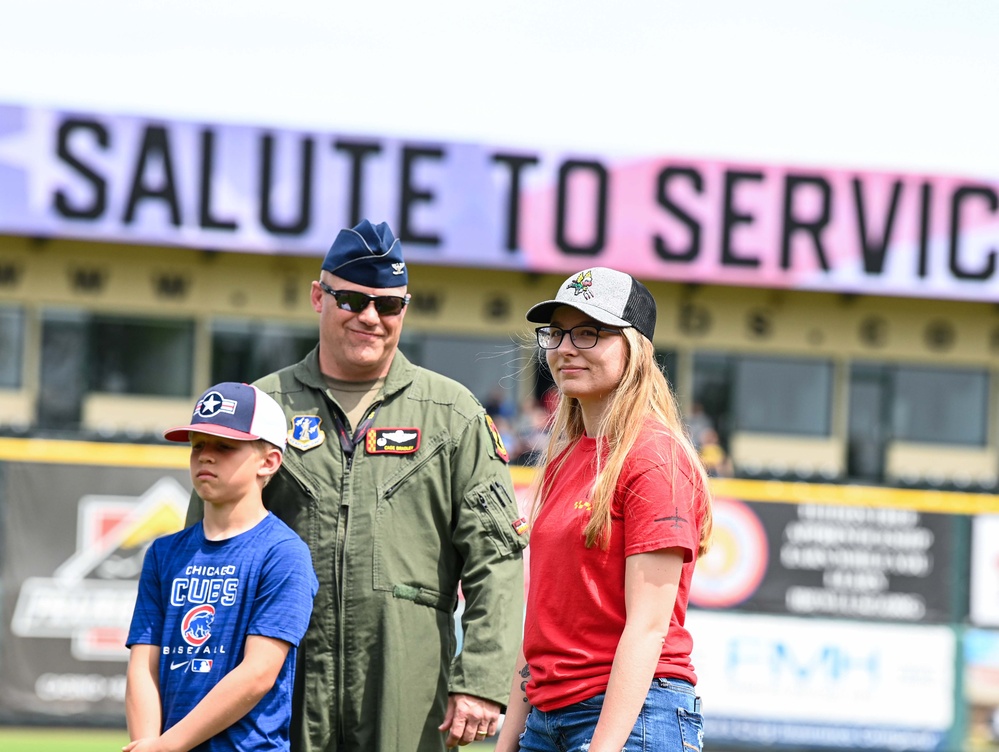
[518,678,703,752]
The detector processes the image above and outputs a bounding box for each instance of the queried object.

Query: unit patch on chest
[365,427,421,454]
[288,415,326,451]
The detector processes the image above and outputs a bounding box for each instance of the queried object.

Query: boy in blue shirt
[125,382,318,752]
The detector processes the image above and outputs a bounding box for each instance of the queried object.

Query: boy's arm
[126,644,162,741]
[124,635,290,752]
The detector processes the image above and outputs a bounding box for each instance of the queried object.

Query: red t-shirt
[523,425,705,711]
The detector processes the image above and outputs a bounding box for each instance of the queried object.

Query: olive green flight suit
[186,348,526,752]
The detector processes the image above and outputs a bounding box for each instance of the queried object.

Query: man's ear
[310,280,324,313]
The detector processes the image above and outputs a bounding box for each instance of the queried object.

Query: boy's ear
[258,445,283,479]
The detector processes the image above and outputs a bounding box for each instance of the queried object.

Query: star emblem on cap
[197,392,223,416]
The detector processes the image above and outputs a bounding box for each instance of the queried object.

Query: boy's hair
[163,382,287,453]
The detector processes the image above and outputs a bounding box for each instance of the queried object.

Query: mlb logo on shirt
[191,659,213,673]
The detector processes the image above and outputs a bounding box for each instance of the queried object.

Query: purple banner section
[1,104,998,301]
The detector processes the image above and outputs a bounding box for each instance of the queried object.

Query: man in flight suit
[187,219,526,752]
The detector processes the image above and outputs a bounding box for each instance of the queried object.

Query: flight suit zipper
[332,400,381,748]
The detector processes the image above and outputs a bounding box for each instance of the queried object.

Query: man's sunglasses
[319,281,411,316]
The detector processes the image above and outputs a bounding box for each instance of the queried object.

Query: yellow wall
[4,234,998,364]
[3,234,999,481]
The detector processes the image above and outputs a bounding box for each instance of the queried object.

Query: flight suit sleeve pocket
[464,480,529,557]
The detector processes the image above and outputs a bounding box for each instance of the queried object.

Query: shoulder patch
[485,415,510,464]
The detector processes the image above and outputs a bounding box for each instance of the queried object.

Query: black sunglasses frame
[535,324,623,350]
[319,281,411,316]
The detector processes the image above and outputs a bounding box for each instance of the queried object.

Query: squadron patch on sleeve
[288,415,325,451]
[365,427,420,454]
[485,415,510,464]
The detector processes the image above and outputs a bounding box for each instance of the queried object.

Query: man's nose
[356,300,381,323]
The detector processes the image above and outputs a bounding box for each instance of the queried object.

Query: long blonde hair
[531,328,713,557]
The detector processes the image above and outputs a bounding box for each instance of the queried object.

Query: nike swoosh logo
[170,661,189,670]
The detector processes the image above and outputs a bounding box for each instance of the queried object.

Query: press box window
[734,356,833,436]
[893,365,988,445]
[38,310,194,428]
[211,320,318,384]
[0,306,24,388]
[692,353,833,439]
[87,316,194,396]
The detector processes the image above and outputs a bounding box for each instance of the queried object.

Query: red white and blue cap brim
[163,382,287,451]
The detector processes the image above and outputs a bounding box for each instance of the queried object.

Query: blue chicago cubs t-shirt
[127,513,317,752]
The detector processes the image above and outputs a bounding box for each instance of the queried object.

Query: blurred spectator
[513,395,552,465]
[484,386,517,421]
[697,427,733,477]
[685,401,713,449]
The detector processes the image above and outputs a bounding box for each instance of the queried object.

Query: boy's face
[188,432,281,505]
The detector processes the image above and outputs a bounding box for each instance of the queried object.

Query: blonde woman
[496,268,712,752]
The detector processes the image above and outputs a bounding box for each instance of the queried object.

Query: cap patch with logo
[163,382,287,452]
[365,427,420,454]
[526,266,657,341]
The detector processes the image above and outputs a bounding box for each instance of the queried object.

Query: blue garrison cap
[321,219,408,287]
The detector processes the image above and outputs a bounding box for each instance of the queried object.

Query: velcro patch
[288,415,325,451]
[365,427,420,454]
[485,415,510,464]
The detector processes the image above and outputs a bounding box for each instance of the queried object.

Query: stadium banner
[689,496,954,623]
[1,103,998,302]
[0,461,189,721]
[964,628,999,750]
[970,515,999,627]
[688,610,955,751]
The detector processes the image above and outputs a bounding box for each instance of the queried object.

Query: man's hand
[438,693,502,747]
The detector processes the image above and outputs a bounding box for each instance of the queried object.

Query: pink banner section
[0,104,997,301]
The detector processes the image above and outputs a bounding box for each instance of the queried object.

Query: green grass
[0,726,497,751]
[0,726,130,752]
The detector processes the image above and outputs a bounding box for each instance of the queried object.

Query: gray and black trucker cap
[525,267,657,341]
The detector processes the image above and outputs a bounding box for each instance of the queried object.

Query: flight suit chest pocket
[371,441,451,594]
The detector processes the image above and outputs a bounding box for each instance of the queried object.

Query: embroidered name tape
[365,427,420,454]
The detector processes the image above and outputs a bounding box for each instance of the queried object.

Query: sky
[2,0,999,180]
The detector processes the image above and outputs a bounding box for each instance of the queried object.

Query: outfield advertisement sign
[0,460,188,721]
[970,515,999,627]
[690,496,954,623]
[1,103,998,302]
[688,610,955,751]
[0,449,987,746]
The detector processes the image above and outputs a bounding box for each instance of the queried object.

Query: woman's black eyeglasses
[535,324,623,350]
[319,281,411,316]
